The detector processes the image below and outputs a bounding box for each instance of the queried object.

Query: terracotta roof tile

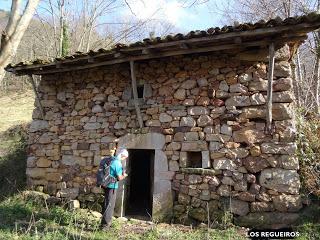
[5,12,320,72]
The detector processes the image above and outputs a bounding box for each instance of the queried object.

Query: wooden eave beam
[114,52,122,58]
[21,36,307,75]
[142,48,151,54]
[26,40,271,74]
[179,43,189,49]
[6,22,319,73]
[234,37,242,44]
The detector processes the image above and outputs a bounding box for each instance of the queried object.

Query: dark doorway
[126,149,154,219]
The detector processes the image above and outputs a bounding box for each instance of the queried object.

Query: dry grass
[0,91,34,133]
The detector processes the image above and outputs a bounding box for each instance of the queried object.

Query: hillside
[0,91,34,133]
[0,90,33,199]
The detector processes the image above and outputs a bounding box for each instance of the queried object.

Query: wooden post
[28,74,45,120]
[266,42,275,133]
[118,156,128,217]
[130,61,144,128]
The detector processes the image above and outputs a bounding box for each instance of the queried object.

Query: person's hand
[110,147,116,156]
[123,173,128,178]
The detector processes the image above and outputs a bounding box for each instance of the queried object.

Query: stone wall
[27,46,301,228]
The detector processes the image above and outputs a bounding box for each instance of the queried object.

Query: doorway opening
[125,149,154,219]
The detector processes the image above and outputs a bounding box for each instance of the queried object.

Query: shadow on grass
[0,195,115,240]
[0,200,33,230]
[0,125,27,201]
[295,200,320,239]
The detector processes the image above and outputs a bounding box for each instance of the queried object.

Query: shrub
[0,124,28,200]
[296,112,320,197]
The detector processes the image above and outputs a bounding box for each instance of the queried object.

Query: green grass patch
[0,191,248,240]
[0,125,28,200]
[295,203,320,240]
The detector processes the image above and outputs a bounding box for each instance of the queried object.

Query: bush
[0,124,28,200]
[296,112,320,197]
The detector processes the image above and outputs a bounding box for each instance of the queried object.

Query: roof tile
[5,12,320,71]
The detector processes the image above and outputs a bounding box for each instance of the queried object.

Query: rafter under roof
[5,13,320,76]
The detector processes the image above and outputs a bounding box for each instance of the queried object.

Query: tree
[0,0,177,92]
[0,0,40,89]
[34,0,177,54]
[61,20,70,57]
[0,0,203,91]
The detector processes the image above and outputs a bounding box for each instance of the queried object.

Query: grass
[295,203,320,240]
[0,191,318,240]
[0,90,34,133]
[0,193,107,240]
[0,192,249,240]
[0,90,33,200]
[0,125,28,201]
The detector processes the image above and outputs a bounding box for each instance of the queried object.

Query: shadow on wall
[0,124,28,201]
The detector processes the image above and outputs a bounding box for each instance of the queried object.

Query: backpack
[96,156,117,188]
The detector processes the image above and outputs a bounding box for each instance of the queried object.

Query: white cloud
[124,0,195,27]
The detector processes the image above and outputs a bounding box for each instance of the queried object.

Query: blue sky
[0,0,229,32]
[0,0,12,11]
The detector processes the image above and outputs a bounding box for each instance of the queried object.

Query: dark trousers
[101,187,117,226]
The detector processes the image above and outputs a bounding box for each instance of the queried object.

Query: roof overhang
[5,15,320,76]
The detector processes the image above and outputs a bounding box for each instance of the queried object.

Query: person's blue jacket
[107,157,123,189]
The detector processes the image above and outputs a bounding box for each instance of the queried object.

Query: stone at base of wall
[152,191,174,222]
[234,212,299,229]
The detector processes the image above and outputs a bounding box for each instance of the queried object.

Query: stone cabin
[6,13,320,229]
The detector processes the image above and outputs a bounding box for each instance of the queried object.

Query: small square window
[126,83,152,107]
[186,152,202,168]
[137,85,144,98]
[131,84,144,99]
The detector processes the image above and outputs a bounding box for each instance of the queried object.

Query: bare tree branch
[0,0,40,88]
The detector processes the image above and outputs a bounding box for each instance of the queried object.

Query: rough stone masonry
[26,44,301,229]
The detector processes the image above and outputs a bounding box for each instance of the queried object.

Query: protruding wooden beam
[28,74,45,120]
[114,52,122,58]
[179,43,189,49]
[142,48,151,54]
[234,37,242,44]
[130,61,144,128]
[266,42,275,134]
[24,36,306,75]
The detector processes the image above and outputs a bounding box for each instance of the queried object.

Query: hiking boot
[100,223,111,231]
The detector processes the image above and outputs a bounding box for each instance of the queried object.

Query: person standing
[100,148,128,229]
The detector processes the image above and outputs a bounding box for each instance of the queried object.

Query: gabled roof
[6,12,320,75]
